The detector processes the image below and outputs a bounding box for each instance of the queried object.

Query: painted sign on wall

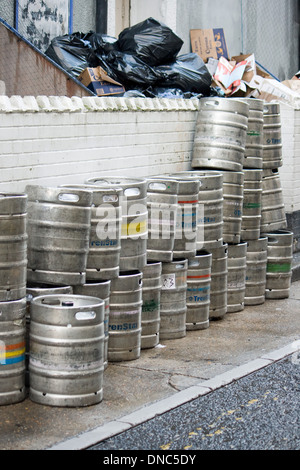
[16,0,71,52]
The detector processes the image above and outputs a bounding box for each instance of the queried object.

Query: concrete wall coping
[0,95,201,113]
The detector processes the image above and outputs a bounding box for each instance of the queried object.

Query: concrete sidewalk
[0,280,299,451]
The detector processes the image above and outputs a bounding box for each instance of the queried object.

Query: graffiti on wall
[17,0,70,52]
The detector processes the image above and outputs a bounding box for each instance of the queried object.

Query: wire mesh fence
[241,0,299,80]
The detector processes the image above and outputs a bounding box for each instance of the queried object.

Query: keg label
[265,138,282,145]
[188,294,210,303]
[0,341,25,365]
[162,274,176,289]
[228,281,245,288]
[197,216,216,224]
[109,322,138,331]
[90,239,118,247]
[187,286,210,303]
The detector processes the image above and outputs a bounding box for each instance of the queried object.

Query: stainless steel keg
[176,171,224,251]
[166,175,199,259]
[108,270,143,361]
[264,230,293,299]
[0,298,26,405]
[26,185,92,285]
[26,283,73,386]
[72,280,111,370]
[241,169,263,240]
[186,251,212,330]
[146,178,179,262]
[192,97,249,172]
[245,237,268,305]
[227,242,247,313]
[209,243,228,320]
[160,258,188,340]
[221,171,244,244]
[263,102,283,169]
[231,97,264,169]
[0,193,27,301]
[141,262,162,349]
[261,169,287,232]
[61,184,122,280]
[243,98,264,169]
[29,294,105,407]
[86,177,148,271]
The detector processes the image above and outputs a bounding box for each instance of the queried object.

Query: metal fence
[241,0,299,80]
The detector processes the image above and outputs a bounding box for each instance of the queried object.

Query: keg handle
[103,194,119,203]
[148,182,167,191]
[175,263,185,269]
[189,260,200,267]
[75,311,96,321]
[58,192,80,203]
[124,187,140,196]
[204,100,220,107]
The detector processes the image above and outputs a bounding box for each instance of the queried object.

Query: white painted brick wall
[0,96,299,220]
[279,103,300,214]
[0,96,198,192]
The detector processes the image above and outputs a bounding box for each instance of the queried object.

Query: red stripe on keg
[178,200,198,204]
[187,274,210,279]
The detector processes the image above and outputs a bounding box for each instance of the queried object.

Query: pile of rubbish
[45,17,300,107]
[45,17,213,99]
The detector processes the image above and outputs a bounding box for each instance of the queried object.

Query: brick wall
[0,95,198,192]
[279,103,300,251]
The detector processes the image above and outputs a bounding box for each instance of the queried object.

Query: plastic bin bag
[116,17,183,66]
[154,53,212,95]
[96,51,160,89]
[45,32,101,76]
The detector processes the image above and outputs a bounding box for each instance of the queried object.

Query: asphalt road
[88,353,300,453]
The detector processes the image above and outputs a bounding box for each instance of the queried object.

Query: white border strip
[48,341,300,450]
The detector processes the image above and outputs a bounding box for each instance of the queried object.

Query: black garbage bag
[87,32,119,55]
[45,31,101,76]
[96,51,160,89]
[116,17,183,66]
[154,53,212,95]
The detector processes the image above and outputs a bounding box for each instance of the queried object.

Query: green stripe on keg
[247,130,261,136]
[267,262,291,273]
[243,202,261,209]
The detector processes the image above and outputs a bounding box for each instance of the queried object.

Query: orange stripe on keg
[5,341,25,351]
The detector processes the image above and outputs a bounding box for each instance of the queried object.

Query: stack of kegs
[146,174,199,339]
[0,193,28,405]
[190,97,293,310]
[85,177,148,362]
[191,96,250,316]
[260,103,293,299]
